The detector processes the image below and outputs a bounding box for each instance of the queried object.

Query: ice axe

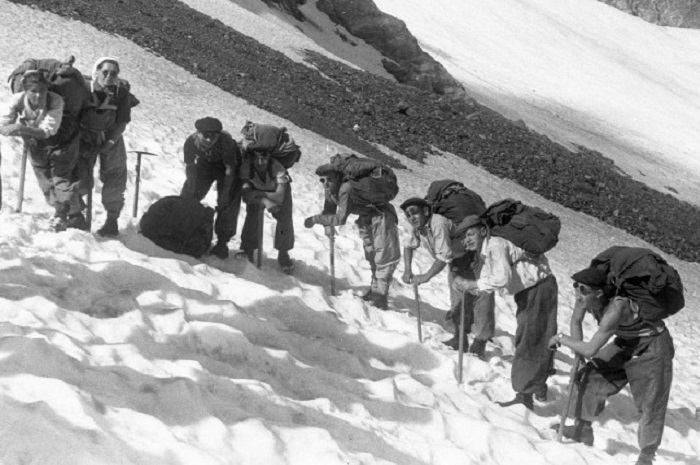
[256,207,265,268]
[558,355,583,442]
[16,147,28,213]
[457,293,467,383]
[129,150,158,218]
[329,227,336,296]
[413,284,423,343]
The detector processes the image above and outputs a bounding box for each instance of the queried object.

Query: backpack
[330,153,399,207]
[590,246,684,321]
[140,196,215,258]
[481,199,561,255]
[240,121,301,169]
[8,57,90,119]
[425,179,486,224]
[8,57,91,147]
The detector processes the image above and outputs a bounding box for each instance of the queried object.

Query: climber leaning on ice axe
[304,162,400,310]
[400,198,495,356]
[547,266,675,465]
[452,214,558,410]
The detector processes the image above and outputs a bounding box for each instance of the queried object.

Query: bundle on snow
[140,196,214,258]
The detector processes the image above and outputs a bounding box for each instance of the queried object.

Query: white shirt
[0,91,64,138]
[476,235,553,294]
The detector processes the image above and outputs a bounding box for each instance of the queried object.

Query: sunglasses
[319,177,333,185]
[101,69,119,78]
[573,282,595,295]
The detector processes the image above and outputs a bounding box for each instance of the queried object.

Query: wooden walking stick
[558,355,583,442]
[129,151,158,218]
[329,227,336,296]
[457,294,467,383]
[413,284,423,343]
[16,147,28,213]
[256,207,264,268]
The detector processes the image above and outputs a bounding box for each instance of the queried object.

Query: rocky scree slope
[597,0,700,28]
[11,0,700,263]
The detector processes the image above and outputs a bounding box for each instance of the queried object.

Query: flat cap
[195,117,223,133]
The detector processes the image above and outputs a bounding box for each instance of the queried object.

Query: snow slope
[0,1,699,465]
[374,0,700,206]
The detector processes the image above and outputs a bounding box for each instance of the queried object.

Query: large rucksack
[481,199,561,255]
[330,153,399,208]
[240,121,301,169]
[425,179,486,224]
[140,196,215,258]
[8,56,90,147]
[590,246,684,321]
[8,56,90,119]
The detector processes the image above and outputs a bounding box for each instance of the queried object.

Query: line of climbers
[138,113,682,465]
[1,58,684,465]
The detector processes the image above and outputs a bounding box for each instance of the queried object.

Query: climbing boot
[97,213,119,237]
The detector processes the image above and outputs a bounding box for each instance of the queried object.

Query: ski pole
[558,355,582,442]
[414,284,423,343]
[16,147,27,213]
[457,293,467,383]
[329,227,336,296]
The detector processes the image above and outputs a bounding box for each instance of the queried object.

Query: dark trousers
[78,136,127,216]
[27,135,81,216]
[569,331,674,453]
[450,252,496,340]
[240,183,294,253]
[511,274,558,396]
[181,161,242,243]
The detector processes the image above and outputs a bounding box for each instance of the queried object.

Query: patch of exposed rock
[598,0,700,28]
[315,0,467,99]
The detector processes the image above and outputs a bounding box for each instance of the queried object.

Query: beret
[454,214,484,237]
[400,197,430,211]
[315,164,337,176]
[571,267,608,288]
[195,117,223,133]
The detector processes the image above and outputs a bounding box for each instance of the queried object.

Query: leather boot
[210,241,229,259]
[550,419,594,446]
[97,213,119,237]
[497,393,534,411]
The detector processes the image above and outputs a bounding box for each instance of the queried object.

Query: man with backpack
[0,69,84,230]
[304,155,401,310]
[181,117,242,259]
[400,197,495,357]
[78,57,138,237]
[549,249,683,465]
[453,214,558,409]
[238,148,295,273]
